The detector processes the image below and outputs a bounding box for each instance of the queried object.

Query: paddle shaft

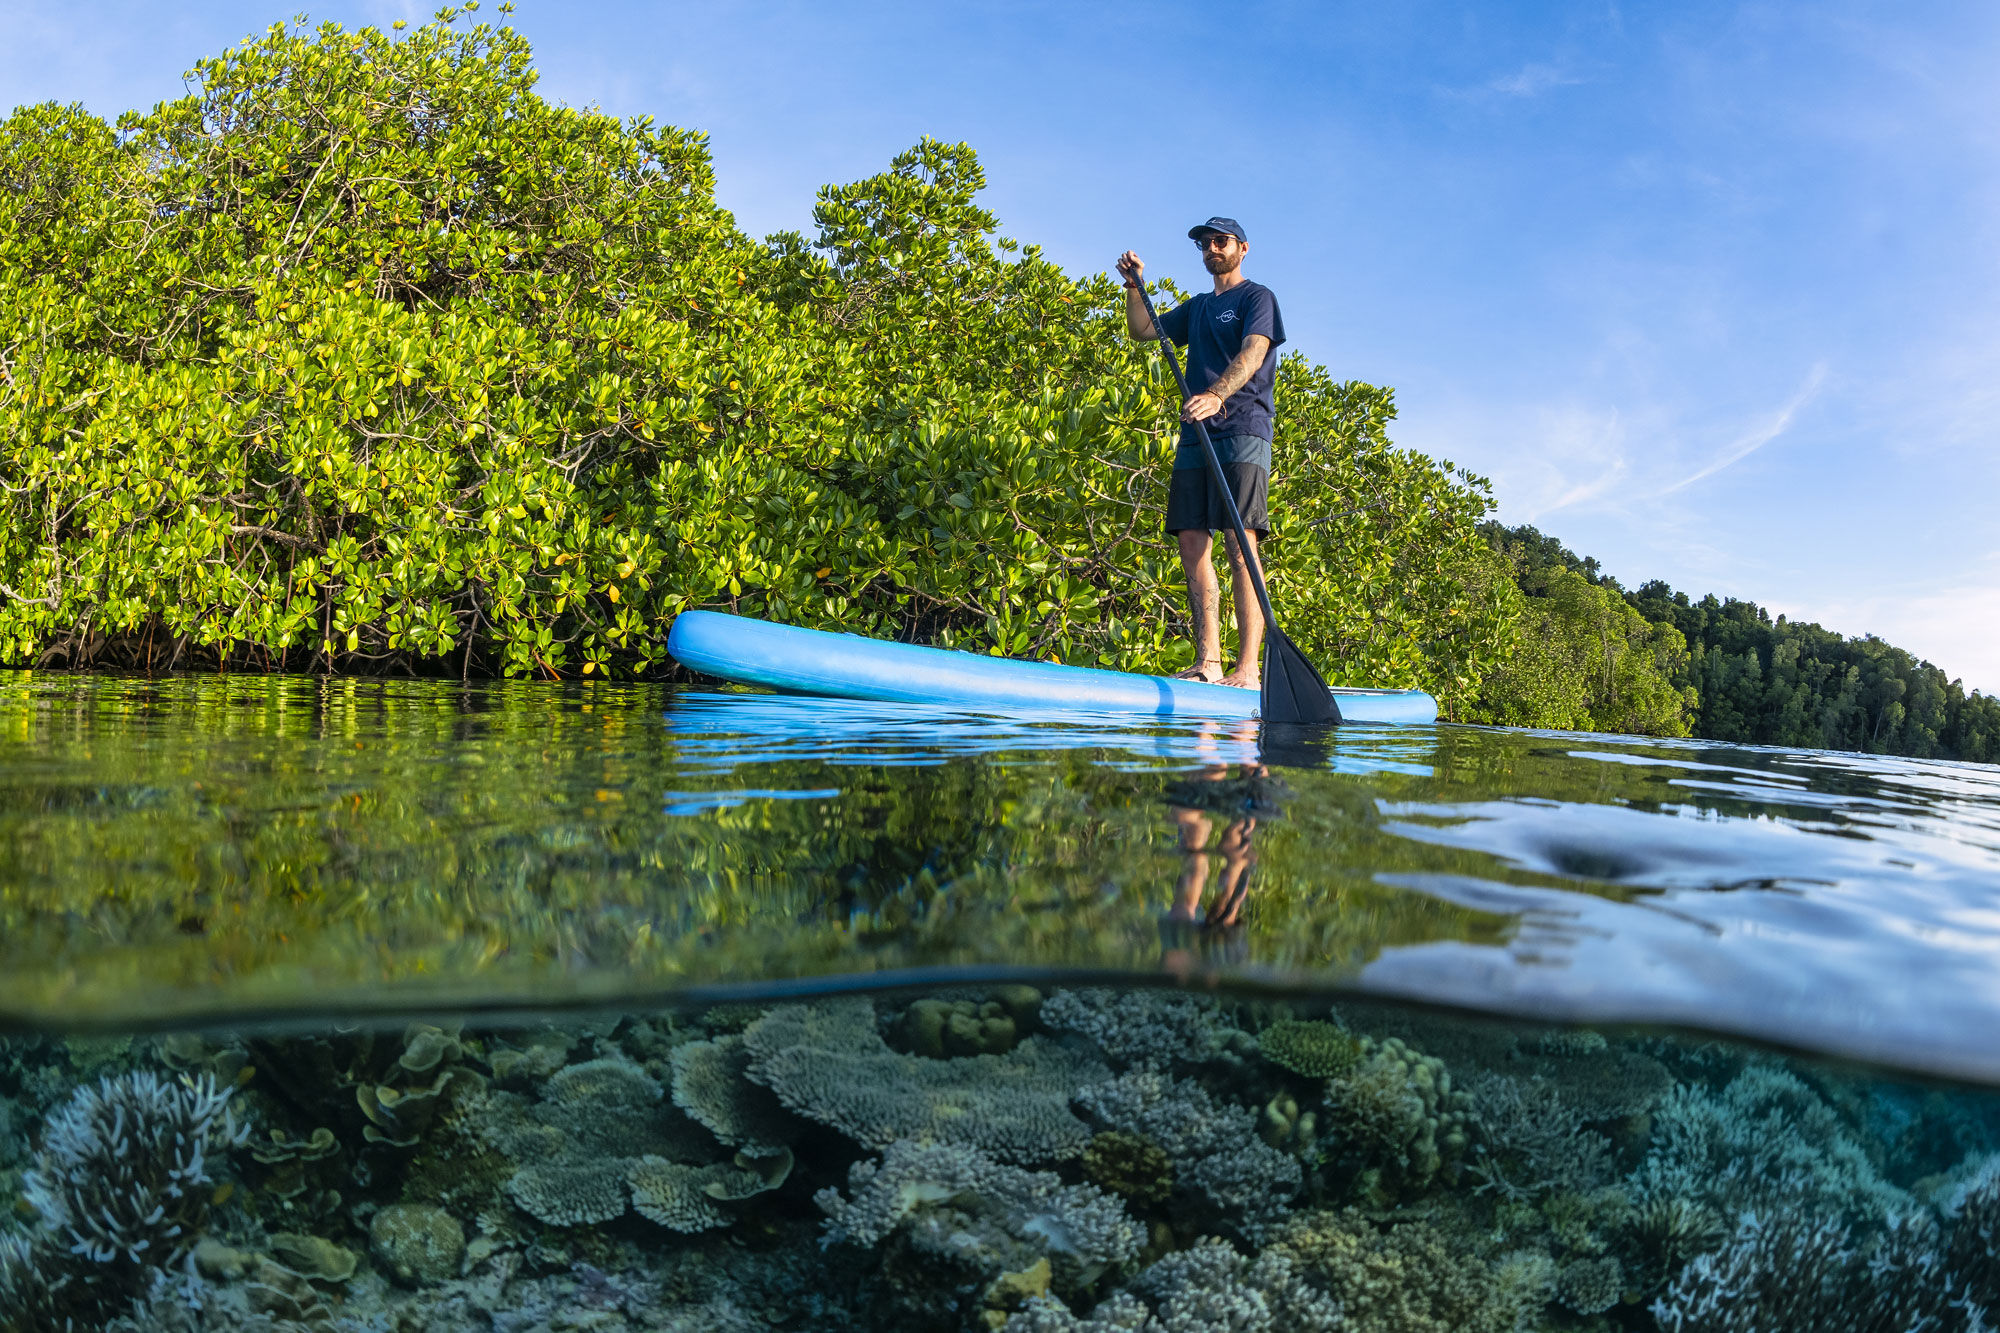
[1130,282,1278,627]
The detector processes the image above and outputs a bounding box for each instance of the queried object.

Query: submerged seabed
[5,988,2000,1333]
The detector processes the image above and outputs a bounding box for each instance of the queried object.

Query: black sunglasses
[1193,233,1238,250]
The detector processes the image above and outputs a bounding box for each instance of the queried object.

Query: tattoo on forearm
[1204,335,1269,401]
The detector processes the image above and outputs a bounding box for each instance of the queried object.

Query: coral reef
[1008,1237,1342,1332]
[1038,990,1245,1071]
[742,1000,1106,1164]
[1081,1132,1173,1209]
[818,1137,1141,1325]
[668,1035,799,1153]
[1628,1062,1908,1221]
[1257,1019,1363,1080]
[1269,1209,1549,1333]
[1074,1071,1300,1239]
[1,1070,245,1330]
[371,1202,465,1285]
[1322,1037,1475,1200]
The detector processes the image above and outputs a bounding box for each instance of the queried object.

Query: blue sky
[6,1,1997,692]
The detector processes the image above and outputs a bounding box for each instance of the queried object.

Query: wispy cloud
[1489,62,1583,97]
[1662,362,1828,495]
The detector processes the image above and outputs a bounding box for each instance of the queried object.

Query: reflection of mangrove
[5,675,1901,1024]
[5,991,2000,1331]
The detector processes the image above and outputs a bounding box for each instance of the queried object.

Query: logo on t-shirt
[1216,309,1238,323]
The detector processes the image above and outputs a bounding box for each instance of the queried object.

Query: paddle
[1130,281,1340,724]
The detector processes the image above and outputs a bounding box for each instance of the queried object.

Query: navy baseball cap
[1187,216,1248,243]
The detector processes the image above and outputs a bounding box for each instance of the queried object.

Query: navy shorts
[1165,459,1270,536]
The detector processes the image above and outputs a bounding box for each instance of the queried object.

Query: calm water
[6,670,2000,1331]
[2,672,1999,1077]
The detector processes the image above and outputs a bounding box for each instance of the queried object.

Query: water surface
[2,671,1997,1082]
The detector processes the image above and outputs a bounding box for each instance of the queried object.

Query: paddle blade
[1261,627,1341,724]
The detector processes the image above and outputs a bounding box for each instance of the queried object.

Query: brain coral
[742,1001,1105,1164]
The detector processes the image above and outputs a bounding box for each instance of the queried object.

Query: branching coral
[1074,1071,1300,1239]
[1038,989,1243,1071]
[817,1138,1142,1295]
[742,1001,1105,1165]
[1462,1070,1612,1202]
[1,1071,245,1330]
[1627,1062,1908,1222]
[1003,1239,1345,1333]
[1270,1209,1548,1333]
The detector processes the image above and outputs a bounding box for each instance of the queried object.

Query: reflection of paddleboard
[666,611,1438,725]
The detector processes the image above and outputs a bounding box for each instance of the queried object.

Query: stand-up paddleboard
[666,611,1438,725]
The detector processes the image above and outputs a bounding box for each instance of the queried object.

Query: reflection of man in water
[1160,720,1285,975]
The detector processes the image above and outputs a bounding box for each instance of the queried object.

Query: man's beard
[1203,251,1241,276]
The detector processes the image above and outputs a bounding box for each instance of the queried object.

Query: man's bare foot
[1218,665,1260,690]
[1174,663,1225,684]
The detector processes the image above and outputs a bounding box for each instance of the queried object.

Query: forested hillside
[1483,524,2000,763]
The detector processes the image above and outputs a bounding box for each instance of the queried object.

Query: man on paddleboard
[1117,217,1287,690]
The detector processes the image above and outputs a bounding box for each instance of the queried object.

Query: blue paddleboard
[666,611,1438,725]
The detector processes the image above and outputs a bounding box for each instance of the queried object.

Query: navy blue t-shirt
[1156,281,1286,443]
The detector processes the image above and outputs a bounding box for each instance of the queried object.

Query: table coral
[1257,1019,1363,1079]
[742,1000,1105,1164]
[1039,989,1243,1071]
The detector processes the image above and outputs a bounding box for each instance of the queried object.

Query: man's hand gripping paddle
[1130,282,1340,725]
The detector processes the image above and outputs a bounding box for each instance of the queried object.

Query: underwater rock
[1039,988,1243,1071]
[817,1138,1143,1293]
[0,1070,246,1330]
[669,1034,800,1152]
[1257,1019,1363,1079]
[370,1202,465,1285]
[267,1231,358,1282]
[742,1000,1105,1164]
[1323,1036,1475,1200]
[1074,1070,1300,1239]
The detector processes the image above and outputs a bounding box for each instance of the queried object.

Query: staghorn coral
[668,1035,799,1153]
[1463,1070,1613,1201]
[817,1138,1143,1292]
[742,1000,1105,1165]
[1270,1209,1549,1333]
[1530,1046,1674,1127]
[1651,1211,1857,1333]
[1323,1037,1474,1200]
[1627,1062,1908,1222]
[2,1071,245,1331]
[1038,989,1244,1071]
[1257,1020,1363,1080]
[1074,1071,1300,1239]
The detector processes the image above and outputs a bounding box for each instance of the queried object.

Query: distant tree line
[1481,524,2000,763]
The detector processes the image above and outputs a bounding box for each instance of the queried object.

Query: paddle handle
[1130,281,1278,626]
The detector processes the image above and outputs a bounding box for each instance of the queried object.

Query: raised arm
[1116,250,1159,340]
